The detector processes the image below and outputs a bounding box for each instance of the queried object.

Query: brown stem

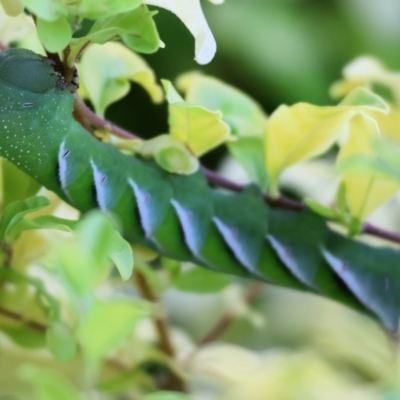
[133,269,187,393]
[202,167,304,211]
[197,282,264,348]
[0,306,47,333]
[75,99,400,246]
[75,96,140,140]
[362,222,400,244]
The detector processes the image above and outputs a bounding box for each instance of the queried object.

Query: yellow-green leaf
[162,80,231,156]
[36,16,72,53]
[177,72,267,137]
[1,0,24,16]
[336,114,400,220]
[80,42,163,116]
[264,87,389,196]
[138,134,199,174]
[78,299,148,363]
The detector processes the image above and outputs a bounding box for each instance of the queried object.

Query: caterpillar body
[0,49,399,330]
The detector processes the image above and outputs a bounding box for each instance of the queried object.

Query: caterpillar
[0,48,399,330]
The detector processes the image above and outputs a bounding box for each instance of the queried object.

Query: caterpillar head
[0,48,63,93]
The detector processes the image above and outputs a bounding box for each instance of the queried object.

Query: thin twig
[75,100,400,246]
[75,96,140,140]
[133,269,188,393]
[362,222,400,244]
[202,167,304,211]
[0,306,47,333]
[197,282,264,348]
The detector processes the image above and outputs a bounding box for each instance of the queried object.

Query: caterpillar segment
[0,49,374,317]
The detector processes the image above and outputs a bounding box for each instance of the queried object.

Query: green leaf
[2,159,41,209]
[79,42,162,116]
[1,0,24,16]
[228,138,269,190]
[0,196,50,241]
[46,322,77,362]
[77,299,149,363]
[57,212,133,292]
[22,0,67,21]
[19,365,84,400]
[138,135,199,175]
[172,265,229,293]
[339,87,390,111]
[36,16,72,53]
[162,80,231,156]
[77,0,142,20]
[2,326,46,348]
[177,72,267,136]
[77,211,133,280]
[98,368,156,393]
[143,391,195,400]
[304,198,340,221]
[6,215,76,243]
[0,268,61,321]
[69,5,159,66]
[337,121,400,221]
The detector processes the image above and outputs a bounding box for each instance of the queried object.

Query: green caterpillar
[0,48,399,330]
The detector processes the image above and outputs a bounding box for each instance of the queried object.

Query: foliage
[0,0,400,399]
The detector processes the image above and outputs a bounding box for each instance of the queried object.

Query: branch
[75,101,400,246]
[0,306,47,333]
[75,96,140,140]
[197,282,264,348]
[133,269,188,393]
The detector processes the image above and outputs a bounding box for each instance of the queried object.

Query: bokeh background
[105,1,400,398]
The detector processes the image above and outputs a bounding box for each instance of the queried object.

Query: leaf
[77,299,149,363]
[76,211,133,281]
[145,0,216,64]
[46,322,77,362]
[77,0,142,20]
[2,326,46,348]
[228,138,269,190]
[19,365,84,400]
[79,42,162,116]
[138,134,199,175]
[162,80,231,156]
[36,16,72,53]
[336,114,400,220]
[264,87,389,196]
[304,198,340,221]
[0,268,61,321]
[177,72,267,137]
[1,0,24,16]
[143,392,195,400]
[21,0,67,21]
[0,196,50,241]
[172,265,229,293]
[69,5,160,66]
[57,212,133,292]
[6,215,76,243]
